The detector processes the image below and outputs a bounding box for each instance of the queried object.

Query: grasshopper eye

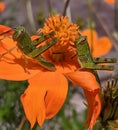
[13,27,25,40]
[76,36,86,45]
[19,28,25,35]
[80,37,86,43]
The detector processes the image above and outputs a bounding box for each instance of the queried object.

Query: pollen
[39,15,79,62]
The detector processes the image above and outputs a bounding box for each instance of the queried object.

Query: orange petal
[92,36,112,57]
[44,72,68,119]
[0,35,45,80]
[0,2,5,12]
[0,25,10,32]
[55,62,77,74]
[104,0,115,4]
[0,25,13,36]
[65,70,101,129]
[82,29,98,50]
[84,91,101,130]
[115,120,118,130]
[20,81,46,129]
[0,58,41,81]
[65,70,100,92]
[21,72,68,128]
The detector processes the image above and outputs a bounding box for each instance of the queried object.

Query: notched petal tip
[28,72,68,119]
[20,84,46,128]
[20,93,36,129]
[21,72,68,128]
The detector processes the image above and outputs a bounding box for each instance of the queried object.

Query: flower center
[39,15,79,62]
[49,43,69,62]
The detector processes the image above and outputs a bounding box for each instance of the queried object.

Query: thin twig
[115,0,118,32]
[87,0,94,54]
[25,0,36,32]
[17,116,26,130]
[63,0,72,21]
[46,0,52,13]
[63,0,70,16]
[93,7,118,51]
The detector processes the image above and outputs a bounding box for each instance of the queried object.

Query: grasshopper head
[75,36,87,46]
[13,26,26,41]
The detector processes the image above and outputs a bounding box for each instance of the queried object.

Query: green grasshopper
[74,35,116,70]
[74,35,117,83]
[0,26,58,71]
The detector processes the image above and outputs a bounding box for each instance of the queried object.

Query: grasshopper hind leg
[29,38,58,71]
[81,63,114,71]
[35,55,56,71]
[93,58,117,63]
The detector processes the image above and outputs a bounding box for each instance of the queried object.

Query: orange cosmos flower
[115,120,118,130]
[0,15,101,130]
[104,0,115,4]
[0,2,5,12]
[82,28,112,57]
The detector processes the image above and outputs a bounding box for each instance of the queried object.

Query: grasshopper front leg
[33,31,55,46]
[28,38,58,71]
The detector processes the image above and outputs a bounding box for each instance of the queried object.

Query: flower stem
[87,0,94,54]
[114,0,118,42]
[17,116,26,130]
[46,0,52,13]
[25,0,36,32]
[92,7,118,51]
[115,0,118,32]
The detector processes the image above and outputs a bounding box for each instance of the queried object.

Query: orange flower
[0,15,101,130]
[82,28,112,57]
[115,120,118,130]
[104,0,115,4]
[0,2,5,12]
